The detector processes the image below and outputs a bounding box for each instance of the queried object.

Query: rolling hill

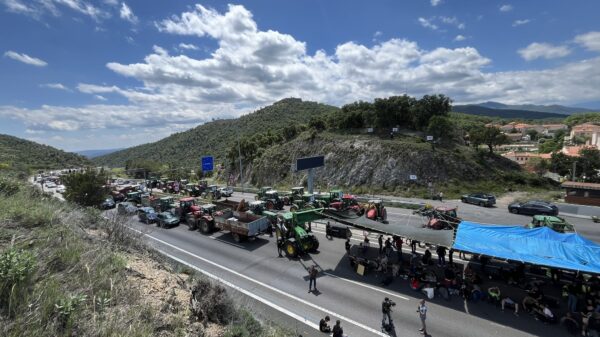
[452,104,569,119]
[93,98,339,168]
[475,101,594,115]
[0,134,90,172]
[76,148,124,158]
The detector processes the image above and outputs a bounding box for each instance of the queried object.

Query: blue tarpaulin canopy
[453,221,600,274]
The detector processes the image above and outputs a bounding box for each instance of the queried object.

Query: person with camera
[319,315,331,333]
[382,297,396,327]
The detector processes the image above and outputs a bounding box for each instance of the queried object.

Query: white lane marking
[155,248,319,333]
[129,227,389,337]
[322,272,409,301]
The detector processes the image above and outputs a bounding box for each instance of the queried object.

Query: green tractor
[311,190,344,208]
[126,191,147,205]
[200,184,221,200]
[275,209,321,258]
[255,187,284,210]
[526,215,575,233]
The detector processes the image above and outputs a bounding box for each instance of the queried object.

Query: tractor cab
[179,197,198,214]
[201,203,217,215]
[158,197,175,212]
[291,187,304,197]
[126,191,143,203]
[248,201,265,215]
[265,190,279,199]
[258,186,273,198]
[329,190,344,202]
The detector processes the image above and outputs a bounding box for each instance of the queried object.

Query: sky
[1,1,600,151]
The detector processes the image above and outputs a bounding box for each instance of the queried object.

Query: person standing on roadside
[378,234,384,255]
[417,299,428,335]
[436,245,447,267]
[308,265,318,293]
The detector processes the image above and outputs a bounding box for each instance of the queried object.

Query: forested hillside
[0,134,89,173]
[93,98,338,168]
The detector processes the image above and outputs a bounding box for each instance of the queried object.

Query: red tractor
[110,185,137,202]
[186,203,217,233]
[329,194,362,214]
[364,199,388,223]
[173,197,200,220]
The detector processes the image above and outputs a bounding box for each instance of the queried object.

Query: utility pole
[572,161,577,181]
[238,134,244,194]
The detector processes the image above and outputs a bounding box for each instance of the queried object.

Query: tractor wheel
[285,241,298,258]
[266,200,274,210]
[290,205,298,212]
[283,196,290,206]
[232,233,243,243]
[310,237,320,252]
[187,218,197,230]
[199,220,211,234]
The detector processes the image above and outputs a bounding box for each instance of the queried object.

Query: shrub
[190,278,235,325]
[0,248,36,316]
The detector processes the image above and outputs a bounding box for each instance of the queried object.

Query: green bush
[0,248,36,316]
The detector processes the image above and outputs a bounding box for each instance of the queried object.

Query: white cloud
[178,43,199,50]
[499,4,513,12]
[454,35,466,42]
[94,95,107,101]
[575,31,600,52]
[4,51,47,66]
[518,42,571,61]
[119,2,137,24]
[40,83,70,91]
[512,19,530,27]
[439,16,465,30]
[1,0,109,20]
[103,0,118,5]
[418,17,438,30]
[3,4,600,149]
[430,0,442,7]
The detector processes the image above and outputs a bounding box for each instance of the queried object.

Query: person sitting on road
[533,304,556,324]
[560,312,579,335]
[471,284,483,303]
[332,320,344,337]
[319,315,331,333]
[501,296,519,316]
[410,277,422,291]
[377,255,389,273]
[422,283,435,299]
[522,295,539,313]
[488,286,501,304]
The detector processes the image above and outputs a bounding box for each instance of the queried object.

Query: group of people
[353,232,600,336]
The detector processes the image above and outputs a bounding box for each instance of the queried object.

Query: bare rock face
[244,133,521,191]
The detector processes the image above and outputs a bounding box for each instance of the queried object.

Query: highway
[105,189,593,337]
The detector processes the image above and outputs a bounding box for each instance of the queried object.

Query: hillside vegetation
[0,176,297,337]
[93,98,338,168]
[0,134,89,174]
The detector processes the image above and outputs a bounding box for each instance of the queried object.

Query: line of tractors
[110,181,388,259]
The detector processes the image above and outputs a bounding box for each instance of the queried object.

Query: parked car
[156,212,180,228]
[137,207,158,224]
[218,186,234,198]
[45,182,57,188]
[508,200,559,216]
[56,185,66,193]
[117,202,138,215]
[461,193,496,207]
[100,198,116,210]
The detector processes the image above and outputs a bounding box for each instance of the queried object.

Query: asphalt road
[109,204,574,337]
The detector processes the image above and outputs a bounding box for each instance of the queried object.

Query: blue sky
[1,0,600,151]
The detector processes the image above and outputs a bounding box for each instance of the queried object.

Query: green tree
[308,117,326,131]
[62,169,109,207]
[577,148,600,182]
[550,152,574,176]
[526,129,539,141]
[373,95,416,128]
[427,115,455,143]
[411,94,452,130]
[470,126,510,154]
[528,157,549,176]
